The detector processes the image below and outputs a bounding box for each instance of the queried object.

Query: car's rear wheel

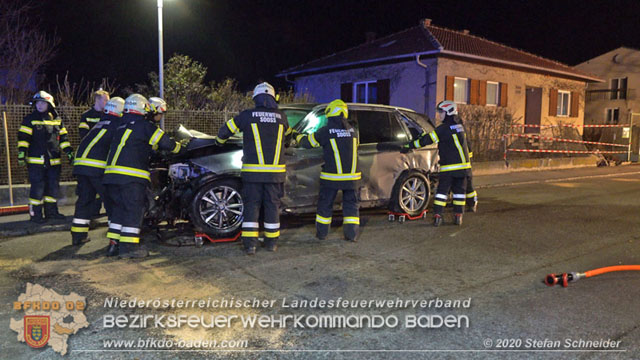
[390,171,431,216]
[190,178,243,237]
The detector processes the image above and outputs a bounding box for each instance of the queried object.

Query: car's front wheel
[190,178,243,237]
[390,170,431,216]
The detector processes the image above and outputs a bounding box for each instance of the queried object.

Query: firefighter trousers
[466,172,477,207]
[105,183,146,245]
[433,173,467,215]
[315,186,359,240]
[27,164,61,215]
[241,182,283,250]
[71,175,111,240]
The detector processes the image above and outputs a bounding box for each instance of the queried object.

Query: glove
[17,151,25,166]
[67,151,75,165]
[400,143,411,154]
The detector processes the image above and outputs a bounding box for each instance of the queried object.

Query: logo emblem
[24,315,50,348]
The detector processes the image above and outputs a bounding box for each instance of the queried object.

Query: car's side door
[353,109,411,203]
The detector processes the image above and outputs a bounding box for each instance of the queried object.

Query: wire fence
[0,105,234,185]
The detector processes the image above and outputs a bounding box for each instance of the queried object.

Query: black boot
[106,240,119,257]
[433,214,443,227]
[243,238,257,255]
[264,239,278,252]
[71,232,91,246]
[44,203,66,220]
[29,205,47,224]
[454,213,463,226]
[119,242,148,258]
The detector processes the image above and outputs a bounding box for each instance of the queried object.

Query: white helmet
[32,90,56,108]
[252,82,276,99]
[149,97,167,114]
[123,94,150,115]
[437,100,458,116]
[104,97,125,117]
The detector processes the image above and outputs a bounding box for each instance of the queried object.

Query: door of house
[524,87,542,134]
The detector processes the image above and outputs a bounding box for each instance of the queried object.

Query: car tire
[389,170,431,216]
[190,178,243,238]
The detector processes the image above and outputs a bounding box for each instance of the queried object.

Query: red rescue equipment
[544,265,640,287]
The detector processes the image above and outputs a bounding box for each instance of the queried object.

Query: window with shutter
[548,88,558,116]
[340,83,353,102]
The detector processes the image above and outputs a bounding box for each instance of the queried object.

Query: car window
[355,110,407,144]
[396,112,430,140]
[282,109,310,129]
[293,108,327,134]
[400,111,435,134]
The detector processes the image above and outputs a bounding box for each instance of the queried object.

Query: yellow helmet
[325,99,348,118]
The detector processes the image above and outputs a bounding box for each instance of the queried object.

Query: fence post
[2,112,14,206]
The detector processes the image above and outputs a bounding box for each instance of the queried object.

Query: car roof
[280,102,420,114]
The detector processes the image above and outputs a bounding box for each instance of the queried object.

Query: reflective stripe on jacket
[73,114,123,177]
[216,95,290,183]
[17,110,72,167]
[409,115,470,176]
[102,114,181,185]
[298,116,360,189]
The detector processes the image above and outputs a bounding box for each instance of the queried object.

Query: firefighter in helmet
[102,94,183,258]
[17,91,75,223]
[70,97,125,247]
[295,99,361,241]
[405,100,471,226]
[216,82,291,255]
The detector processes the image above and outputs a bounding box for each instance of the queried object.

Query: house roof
[278,22,602,82]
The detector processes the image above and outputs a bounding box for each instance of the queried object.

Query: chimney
[462,29,470,35]
[421,18,432,28]
[365,32,376,43]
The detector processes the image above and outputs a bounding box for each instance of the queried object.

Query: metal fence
[0,105,234,185]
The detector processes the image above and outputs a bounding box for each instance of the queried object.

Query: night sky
[37,0,640,92]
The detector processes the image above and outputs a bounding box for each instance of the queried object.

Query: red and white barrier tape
[511,124,626,128]
[507,149,627,154]
[504,133,628,147]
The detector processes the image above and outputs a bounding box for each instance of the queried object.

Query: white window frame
[486,81,500,106]
[353,81,377,104]
[453,77,469,104]
[557,90,571,117]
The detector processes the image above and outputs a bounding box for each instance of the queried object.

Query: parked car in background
[146,103,439,237]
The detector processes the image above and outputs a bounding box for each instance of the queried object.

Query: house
[278,19,601,133]
[575,47,640,160]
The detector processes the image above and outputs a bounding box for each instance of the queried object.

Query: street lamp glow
[157,0,165,128]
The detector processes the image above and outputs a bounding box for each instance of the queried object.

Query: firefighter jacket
[408,115,471,176]
[216,94,291,183]
[297,116,360,189]
[73,113,123,177]
[78,107,103,139]
[17,109,73,167]
[102,113,182,185]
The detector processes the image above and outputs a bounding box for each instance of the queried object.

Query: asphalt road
[1,165,640,359]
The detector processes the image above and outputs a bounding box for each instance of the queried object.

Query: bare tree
[50,72,119,107]
[0,1,59,104]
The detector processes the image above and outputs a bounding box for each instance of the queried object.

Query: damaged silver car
[147,103,438,237]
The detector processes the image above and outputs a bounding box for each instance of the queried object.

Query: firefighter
[70,97,125,247]
[79,89,110,139]
[216,82,291,255]
[405,100,470,226]
[17,91,74,223]
[79,89,110,217]
[456,117,478,212]
[295,99,360,241]
[102,94,183,258]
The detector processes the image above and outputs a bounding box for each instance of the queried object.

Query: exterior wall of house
[436,57,587,134]
[292,58,438,117]
[575,47,640,127]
